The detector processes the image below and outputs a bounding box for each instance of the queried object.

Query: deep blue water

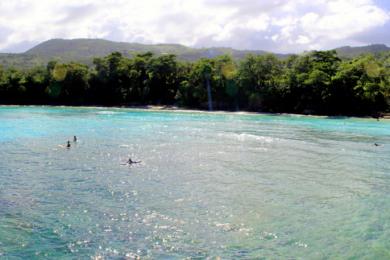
[0,106,389,259]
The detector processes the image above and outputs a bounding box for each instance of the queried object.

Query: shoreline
[1,104,389,120]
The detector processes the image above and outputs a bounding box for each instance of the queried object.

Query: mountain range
[0,39,389,69]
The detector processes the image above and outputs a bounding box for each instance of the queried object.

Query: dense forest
[0,50,389,116]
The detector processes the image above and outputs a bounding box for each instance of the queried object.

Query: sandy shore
[1,104,389,120]
[107,105,390,120]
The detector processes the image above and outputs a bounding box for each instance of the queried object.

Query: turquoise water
[0,106,389,259]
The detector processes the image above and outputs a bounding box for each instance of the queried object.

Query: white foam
[218,132,276,143]
[96,111,120,115]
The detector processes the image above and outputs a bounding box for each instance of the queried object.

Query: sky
[0,0,389,53]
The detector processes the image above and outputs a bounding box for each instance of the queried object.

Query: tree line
[0,50,389,116]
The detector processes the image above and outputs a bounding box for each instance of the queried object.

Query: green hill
[0,39,274,68]
[0,39,389,69]
[334,44,390,58]
[25,39,192,61]
[25,38,272,61]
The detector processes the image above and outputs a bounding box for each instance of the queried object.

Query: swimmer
[73,136,77,142]
[374,143,381,147]
[121,158,141,165]
[66,141,71,148]
[128,158,141,164]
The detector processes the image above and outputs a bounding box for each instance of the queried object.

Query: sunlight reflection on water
[0,106,389,259]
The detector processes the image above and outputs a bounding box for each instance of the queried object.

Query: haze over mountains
[0,39,389,69]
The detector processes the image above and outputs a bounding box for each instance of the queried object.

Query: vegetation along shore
[0,48,389,116]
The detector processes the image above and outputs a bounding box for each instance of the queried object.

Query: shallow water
[0,106,389,259]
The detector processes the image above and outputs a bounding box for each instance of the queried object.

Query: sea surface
[0,106,389,259]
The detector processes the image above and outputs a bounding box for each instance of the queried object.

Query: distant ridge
[25,39,192,60]
[0,38,389,68]
[334,44,390,58]
[24,38,271,64]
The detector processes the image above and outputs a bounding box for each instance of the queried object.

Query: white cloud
[296,35,311,45]
[0,0,388,53]
[245,15,270,31]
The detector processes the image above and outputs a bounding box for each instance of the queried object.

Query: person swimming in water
[127,158,141,165]
[73,136,77,142]
[66,141,71,148]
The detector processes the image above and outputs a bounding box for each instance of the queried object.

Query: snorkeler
[124,158,141,165]
[120,158,141,166]
[128,158,141,164]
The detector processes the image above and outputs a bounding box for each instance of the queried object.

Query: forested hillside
[0,39,271,68]
[1,39,389,69]
[335,44,390,58]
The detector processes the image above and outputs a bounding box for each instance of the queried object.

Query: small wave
[218,132,276,143]
[215,222,235,231]
[96,111,120,115]
[215,222,252,233]
[295,241,308,248]
[260,231,278,240]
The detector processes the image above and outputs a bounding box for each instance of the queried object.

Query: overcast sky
[0,0,389,53]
